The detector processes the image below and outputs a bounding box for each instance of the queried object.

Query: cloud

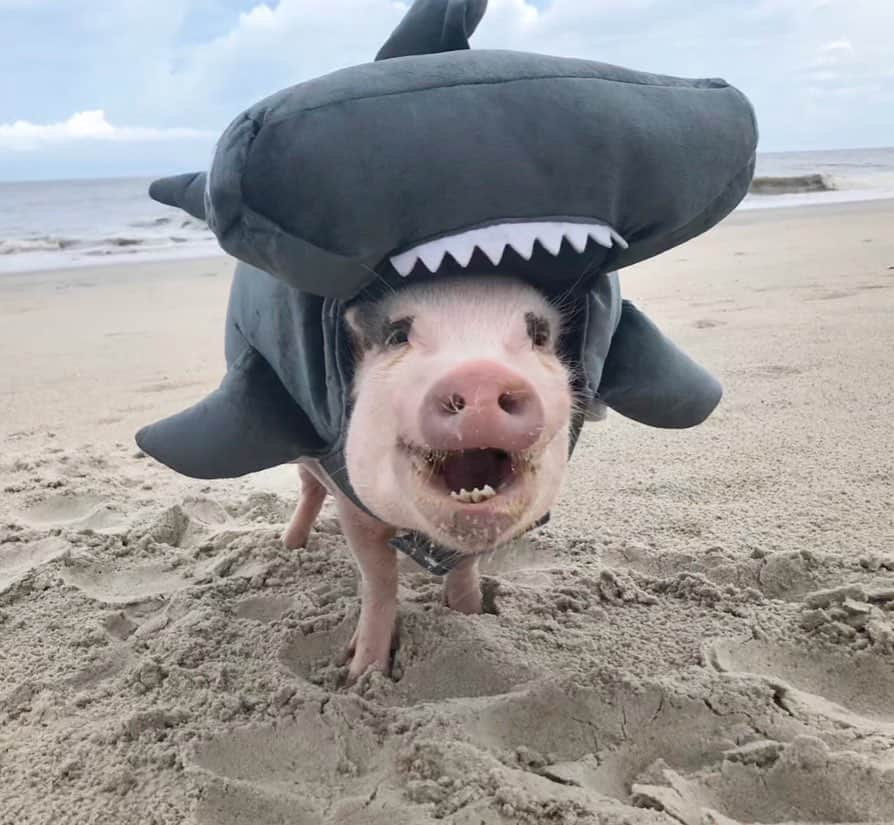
[0,110,216,152]
[134,0,408,127]
[1,0,893,177]
[823,39,854,52]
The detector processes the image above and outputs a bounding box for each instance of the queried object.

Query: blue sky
[0,0,891,180]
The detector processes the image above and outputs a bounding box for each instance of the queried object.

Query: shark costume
[137,0,758,574]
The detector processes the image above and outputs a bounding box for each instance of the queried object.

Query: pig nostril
[441,393,466,414]
[498,391,524,415]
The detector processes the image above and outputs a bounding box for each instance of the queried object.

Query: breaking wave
[0,235,190,255]
[750,174,836,195]
[0,229,218,272]
[0,237,79,255]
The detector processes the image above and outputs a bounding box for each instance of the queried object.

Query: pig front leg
[444,557,482,615]
[282,465,328,549]
[333,492,398,681]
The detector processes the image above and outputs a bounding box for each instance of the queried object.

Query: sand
[1,200,893,825]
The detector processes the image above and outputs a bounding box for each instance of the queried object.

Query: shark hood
[151,5,756,300]
[138,0,757,544]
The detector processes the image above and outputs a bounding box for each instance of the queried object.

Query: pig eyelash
[383,316,413,348]
[390,220,628,277]
[525,312,551,349]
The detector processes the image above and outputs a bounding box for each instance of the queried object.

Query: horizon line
[1,144,892,186]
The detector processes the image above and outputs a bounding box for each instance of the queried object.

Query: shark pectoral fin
[376,0,487,60]
[597,300,723,429]
[148,172,208,221]
[135,348,323,479]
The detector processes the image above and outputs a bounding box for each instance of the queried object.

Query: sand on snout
[1,200,894,825]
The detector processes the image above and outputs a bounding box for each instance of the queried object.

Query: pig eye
[525,312,551,348]
[383,317,413,349]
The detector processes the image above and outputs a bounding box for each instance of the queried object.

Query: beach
[1,199,893,824]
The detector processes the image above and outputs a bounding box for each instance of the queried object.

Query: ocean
[741,146,894,210]
[0,176,218,275]
[1,147,893,275]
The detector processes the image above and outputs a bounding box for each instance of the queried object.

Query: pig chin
[350,425,570,555]
[405,428,569,553]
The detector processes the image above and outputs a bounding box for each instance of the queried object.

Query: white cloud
[823,39,854,52]
[0,110,216,152]
[2,0,893,176]
[139,0,408,125]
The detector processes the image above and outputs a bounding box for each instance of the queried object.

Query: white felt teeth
[505,224,537,260]
[390,221,629,277]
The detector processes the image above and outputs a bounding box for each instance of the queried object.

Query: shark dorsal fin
[376,0,487,61]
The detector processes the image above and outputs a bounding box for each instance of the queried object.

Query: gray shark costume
[137,0,758,574]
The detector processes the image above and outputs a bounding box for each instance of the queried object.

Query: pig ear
[597,301,723,429]
[341,305,373,352]
[376,0,487,61]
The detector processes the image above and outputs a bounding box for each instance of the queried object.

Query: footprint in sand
[15,493,127,533]
[654,638,894,824]
[136,500,230,548]
[458,672,894,824]
[591,541,828,604]
[390,613,536,703]
[194,783,318,825]
[459,678,746,804]
[630,735,894,825]
[60,560,192,605]
[190,704,392,825]
[234,594,296,623]
[709,637,894,735]
[279,615,356,683]
[0,536,69,592]
[280,608,536,704]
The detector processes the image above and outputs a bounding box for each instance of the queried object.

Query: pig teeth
[390,220,629,277]
[450,484,496,504]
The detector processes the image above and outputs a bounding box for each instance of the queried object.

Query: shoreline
[2,196,893,283]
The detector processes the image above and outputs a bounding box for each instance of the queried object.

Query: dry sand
[1,200,893,825]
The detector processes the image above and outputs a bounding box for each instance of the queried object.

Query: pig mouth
[404,444,530,504]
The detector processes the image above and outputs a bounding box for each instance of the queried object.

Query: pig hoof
[281,526,310,550]
[445,589,483,615]
[347,655,389,684]
[344,628,395,683]
[345,642,392,682]
[444,577,483,614]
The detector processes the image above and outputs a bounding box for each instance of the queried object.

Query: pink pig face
[344,275,574,554]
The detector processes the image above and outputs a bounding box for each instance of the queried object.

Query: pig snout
[419,360,544,452]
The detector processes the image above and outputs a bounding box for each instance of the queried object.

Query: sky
[0,0,891,181]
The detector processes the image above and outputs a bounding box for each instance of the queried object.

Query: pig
[281,275,574,680]
[138,0,743,682]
